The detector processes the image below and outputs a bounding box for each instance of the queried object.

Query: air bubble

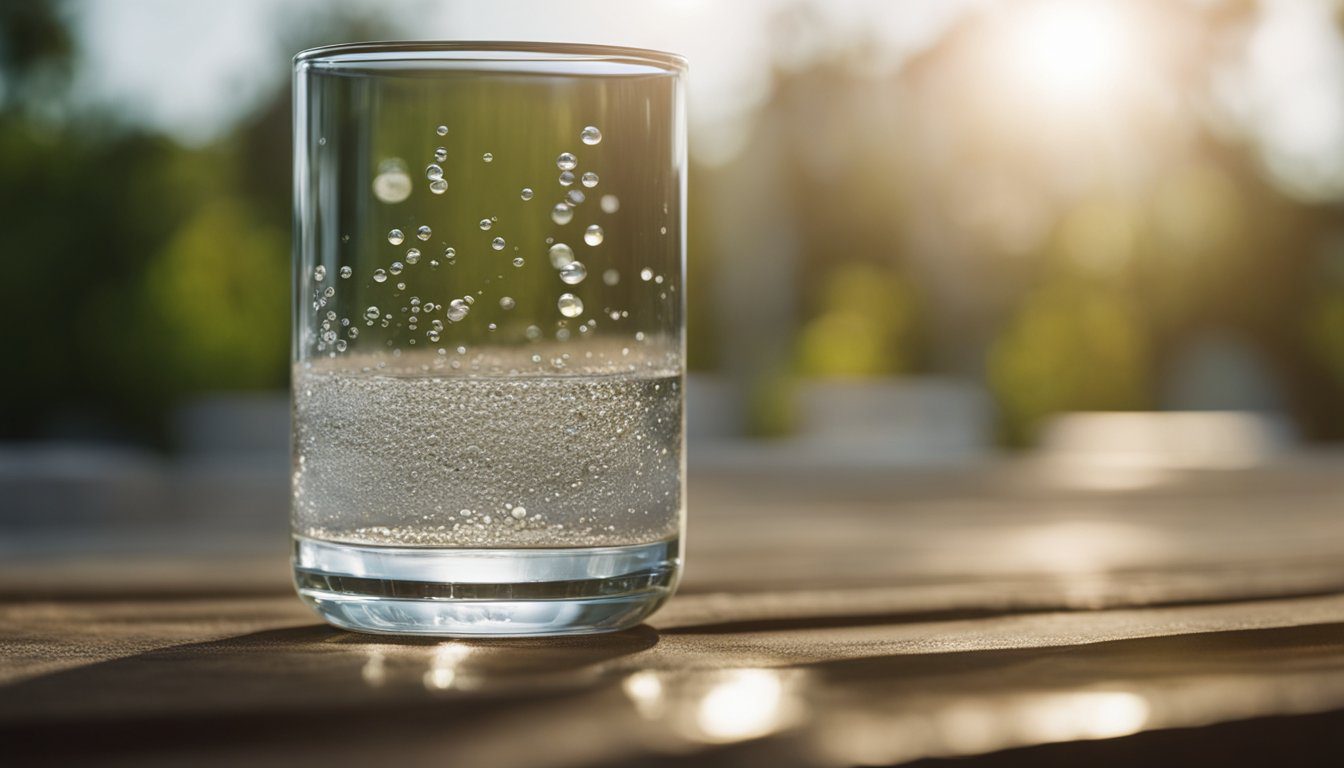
[479,219,492,231]
[600,194,620,214]
[581,171,599,188]
[417,225,431,241]
[548,243,575,269]
[559,261,587,285]
[426,164,443,181]
[436,125,449,136]
[558,293,584,318]
[444,247,456,259]
[580,126,602,145]
[373,269,388,283]
[521,187,534,201]
[551,203,573,225]
[603,268,620,286]
[525,325,542,340]
[365,306,381,320]
[446,299,470,323]
[499,296,516,310]
[556,152,577,171]
[388,229,405,245]
[584,225,604,246]
[313,265,326,282]
[512,257,525,267]
[396,281,406,290]
[340,266,353,279]
[559,170,575,187]
[429,179,447,194]
[483,152,493,163]
[640,268,653,281]
[511,506,527,519]
[390,262,404,275]
[492,237,505,251]
[567,189,585,205]
[405,248,420,265]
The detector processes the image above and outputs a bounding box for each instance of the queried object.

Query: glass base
[292,535,680,637]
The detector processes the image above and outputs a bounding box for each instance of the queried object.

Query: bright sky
[69,0,1344,197]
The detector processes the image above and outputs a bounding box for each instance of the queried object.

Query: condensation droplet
[581,126,602,145]
[426,164,443,180]
[373,269,388,283]
[429,179,448,195]
[372,160,412,204]
[446,299,470,323]
[559,261,587,285]
[600,194,620,214]
[340,266,353,279]
[492,237,505,251]
[551,203,573,225]
[640,268,653,281]
[584,225,604,246]
[603,268,620,286]
[556,152,577,171]
[548,243,575,269]
[313,265,326,282]
[405,248,420,265]
[581,171,599,188]
[436,125,449,136]
[499,296,516,310]
[520,187,534,201]
[388,229,405,245]
[558,293,584,318]
[479,218,492,231]
[559,170,575,187]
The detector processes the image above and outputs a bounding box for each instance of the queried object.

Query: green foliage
[989,285,1152,446]
[795,264,917,378]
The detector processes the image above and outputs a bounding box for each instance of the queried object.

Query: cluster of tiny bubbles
[499,296,516,310]
[313,265,326,282]
[340,265,353,279]
[584,225,605,246]
[426,164,443,181]
[600,194,620,214]
[520,187,534,201]
[559,261,587,285]
[365,306,381,320]
[430,179,448,195]
[483,152,494,163]
[390,261,404,276]
[479,218,492,231]
[549,242,575,268]
[513,257,525,267]
[640,268,654,281]
[581,125,602,145]
[405,248,420,265]
[603,269,620,286]
[436,125,448,136]
[373,269,388,283]
[492,237,505,251]
[567,189,586,205]
[558,293,584,318]
[373,159,412,204]
[557,152,577,171]
[559,170,575,187]
[417,225,432,241]
[552,203,574,225]
[581,171,599,188]
[388,229,405,245]
[446,299,470,322]
[434,146,448,162]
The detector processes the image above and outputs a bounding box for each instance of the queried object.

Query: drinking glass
[291,42,686,636]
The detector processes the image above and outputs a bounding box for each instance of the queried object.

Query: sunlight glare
[1001,0,1134,109]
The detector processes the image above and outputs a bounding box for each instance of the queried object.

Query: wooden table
[4,457,1344,766]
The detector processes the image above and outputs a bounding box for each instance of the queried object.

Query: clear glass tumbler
[291,42,686,636]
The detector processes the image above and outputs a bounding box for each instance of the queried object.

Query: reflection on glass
[620,668,807,745]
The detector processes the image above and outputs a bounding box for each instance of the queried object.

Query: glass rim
[295,40,687,74]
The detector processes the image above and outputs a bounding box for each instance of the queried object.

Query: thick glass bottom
[292,535,680,637]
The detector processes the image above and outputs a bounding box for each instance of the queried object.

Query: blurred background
[3,0,1344,538]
